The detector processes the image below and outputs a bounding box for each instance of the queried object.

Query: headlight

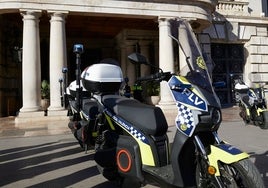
[197,107,222,131]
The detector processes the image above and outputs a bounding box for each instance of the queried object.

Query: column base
[48,106,65,111]
[15,111,49,128]
[48,109,68,116]
[15,110,69,130]
[17,110,44,118]
[19,106,40,112]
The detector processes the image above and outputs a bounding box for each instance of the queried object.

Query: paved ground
[0,106,267,187]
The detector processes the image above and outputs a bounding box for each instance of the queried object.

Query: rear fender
[208,144,249,176]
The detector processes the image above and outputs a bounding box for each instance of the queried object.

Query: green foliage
[146,81,160,96]
[41,80,50,99]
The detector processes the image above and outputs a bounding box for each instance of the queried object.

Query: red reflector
[116,149,132,172]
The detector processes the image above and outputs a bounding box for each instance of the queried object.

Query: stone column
[158,18,175,105]
[19,11,41,113]
[48,12,67,113]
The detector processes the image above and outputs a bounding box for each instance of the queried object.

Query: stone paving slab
[0,116,71,138]
[0,106,267,187]
[0,120,267,187]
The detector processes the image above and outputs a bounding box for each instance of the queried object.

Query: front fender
[208,144,249,176]
[257,107,268,116]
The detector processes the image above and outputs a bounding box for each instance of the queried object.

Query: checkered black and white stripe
[176,103,194,131]
[130,126,147,143]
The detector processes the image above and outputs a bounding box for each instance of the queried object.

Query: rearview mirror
[128,53,148,65]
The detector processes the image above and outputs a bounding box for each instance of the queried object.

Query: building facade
[0,0,267,120]
[201,0,268,106]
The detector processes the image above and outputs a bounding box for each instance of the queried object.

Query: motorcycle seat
[82,100,99,120]
[69,98,92,112]
[102,95,168,136]
[236,88,248,94]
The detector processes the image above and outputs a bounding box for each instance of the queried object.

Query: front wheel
[197,159,264,188]
[256,120,268,129]
[255,112,268,129]
[218,159,264,188]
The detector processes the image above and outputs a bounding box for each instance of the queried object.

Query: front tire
[197,159,264,188]
[218,159,264,188]
[256,113,268,129]
[259,122,268,129]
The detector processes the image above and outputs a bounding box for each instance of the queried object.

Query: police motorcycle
[66,44,100,151]
[78,18,264,188]
[234,79,268,129]
[66,44,128,151]
[66,80,97,150]
[66,49,127,153]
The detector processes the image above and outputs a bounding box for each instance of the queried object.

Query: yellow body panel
[246,108,250,116]
[257,107,265,116]
[208,145,249,176]
[105,114,116,130]
[105,113,156,166]
[135,139,155,166]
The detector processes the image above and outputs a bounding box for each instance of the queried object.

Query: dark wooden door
[211,43,244,106]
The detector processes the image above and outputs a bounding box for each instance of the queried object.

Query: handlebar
[136,72,172,82]
[136,72,161,82]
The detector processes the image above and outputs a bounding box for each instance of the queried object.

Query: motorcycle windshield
[170,19,214,94]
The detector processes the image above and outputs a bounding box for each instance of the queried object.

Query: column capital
[20,10,42,19]
[158,16,175,23]
[48,11,69,17]
[48,11,68,23]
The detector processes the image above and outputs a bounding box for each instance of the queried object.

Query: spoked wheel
[218,159,264,188]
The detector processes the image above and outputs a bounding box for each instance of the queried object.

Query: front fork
[194,133,224,187]
[194,132,221,161]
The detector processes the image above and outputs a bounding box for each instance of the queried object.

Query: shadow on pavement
[250,151,268,187]
[0,139,101,187]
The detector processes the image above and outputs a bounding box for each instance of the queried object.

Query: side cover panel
[116,135,144,182]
